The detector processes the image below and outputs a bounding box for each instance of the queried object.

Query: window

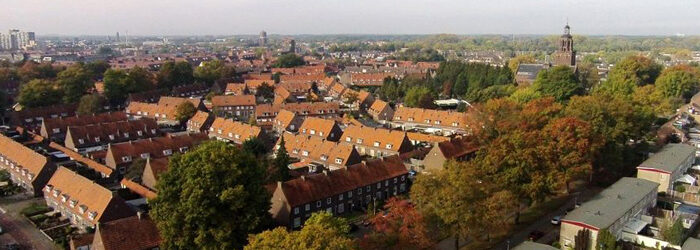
[109,134,115,140]
[377,182,381,188]
[326,207,333,214]
[357,138,363,144]
[345,137,352,142]
[302,129,307,133]
[180,147,188,153]
[316,201,322,208]
[52,128,60,134]
[122,156,132,162]
[358,188,362,195]
[338,203,345,213]
[78,139,84,144]
[293,217,301,228]
[228,132,233,137]
[235,134,241,139]
[401,175,405,181]
[373,142,380,147]
[140,153,150,159]
[292,149,299,154]
[151,129,157,134]
[435,120,441,125]
[400,183,406,192]
[123,133,129,138]
[425,119,430,123]
[452,122,458,126]
[339,194,344,201]
[310,129,316,135]
[366,186,371,192]
[302,151,309,156]
[327,198,332,204]
[137,131,143,136]
[320,155,328,161]
[94,137,101,143]
[385,180,389,186]
[88,212,97,220]
[305,204,310,211]
[335,158,343,164]
[386,144,393,149]
[394,177,398,184]
[163,149,173,156]
[348,191,353,198]
[319,131,324,137]
[294,207,299,215]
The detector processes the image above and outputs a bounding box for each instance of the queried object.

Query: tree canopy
[245,212,353,250]
[77,94,104,115]
[174,101,197,123]
[56,64,95,104]
[157,61,194,89]
[273,54,305,68]
[360,198,434,250]
[103,67,154,105]
[194,60,236,85]
[17,79,63,108]
[532,65,583,102]
[151,141,271,249]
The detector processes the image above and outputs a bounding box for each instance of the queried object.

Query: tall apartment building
[0,29,36,50]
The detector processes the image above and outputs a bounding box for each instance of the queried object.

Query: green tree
[595,229,621,250]
[509,87,542,104]
[157,61,194,89]
[125,158,146,181]
[273,54,305,68]
[532,65,583,102]
[256,82,275,99]
[56,64,94,103]
[194,60,236,85]
[77,94,104,115]
[17,61,58,82]
[662,219,685,245]
[655,65,700,100]
[404,87,432,108]
[245,212,353,250]
[274,135,291,182]
[17,79,62,108]
[242,137,268,158]
[151,141,271,250]
[597,55,663,97]
[103,68,154,105]
[174,101,196,123]
[84,60,112,79]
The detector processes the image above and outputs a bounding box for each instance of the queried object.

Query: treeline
[375,61,513,107]
[0,59,236,111]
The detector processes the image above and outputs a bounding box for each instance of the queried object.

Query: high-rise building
[0,29,36,50]
[116,32,120,43]
[259,31,267,47]
[552,24,576,67]
[289,39,296,53]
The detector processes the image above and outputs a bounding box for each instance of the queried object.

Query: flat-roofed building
[560,178,658,250]
[636,143,696,193]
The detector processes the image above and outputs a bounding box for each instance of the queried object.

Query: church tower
[552,24,576,67]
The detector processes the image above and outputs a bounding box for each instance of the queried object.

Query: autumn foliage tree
[245,212,353,250]
[360,198,434,250]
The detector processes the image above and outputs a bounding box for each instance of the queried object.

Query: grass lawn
[21,202,51,217]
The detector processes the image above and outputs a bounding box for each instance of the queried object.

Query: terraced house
[391,107,468,135]
[126,97,204,125]
[298,117,343,142]
[0,135,57,196]
[208,117,263,144]
[104,133,209,175]
[39,112,128,142]
[272,109,303,134]
[211,95,256,120]
[276,133,362,171]
[64,119,160,153]
[43,167,135,231]
[269,155,409,229]
[340,125,413,158]
[186,111,215,133]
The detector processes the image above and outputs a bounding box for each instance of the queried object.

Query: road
[0,194,58,250]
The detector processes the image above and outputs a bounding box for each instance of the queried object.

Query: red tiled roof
[120,179,157,200]
[0,134,49,180]
[279,155,408,207]
[92,215,161,250]
[208,118,262,143]
[108,133,209,165]
[211,95,256,107]
[48,142,114,176]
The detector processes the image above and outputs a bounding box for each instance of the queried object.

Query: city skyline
[2,0,700,36]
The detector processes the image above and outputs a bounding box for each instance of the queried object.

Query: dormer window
[357,138,363,144]
[408,117,414,121]
[425,119,430,123]
[218,129,223,134]
[228,132,233,137]
[44,185,53,192]
[94,137,101,142]
[386,144,393,149]
[179,147,188,153]
[373,142,380,147]
[122,156,132,162]
[235,134,241,139]
[310,129,316,135]
[151,129,157,134]
[452,122,458,126]
[137,131,143,136]
[69,199,78,208]
[140,153,150,159]
[346,137,352,142]
[319,132,324,136]
[53,189,60,197]
[292,149,299,154]
[61,194,69,202]
[302,151,309,156]
[163,149,173,156]
[88,211,97,220]
[109,134,115,140]
[123,133,129,138]
[79,205,87,214]
[52,128,60,134]
[78,139,84,144]
[320,155,328,161]
[435,120,441,125]
[335,158,343,164]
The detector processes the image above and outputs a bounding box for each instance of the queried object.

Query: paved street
[0,194,57,250]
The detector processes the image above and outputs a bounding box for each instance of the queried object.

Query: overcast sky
[2,0,699,36]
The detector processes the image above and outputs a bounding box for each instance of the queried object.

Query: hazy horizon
[3,0,700,36]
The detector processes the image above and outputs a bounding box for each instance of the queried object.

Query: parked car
[551,215,562,225]
[528,230,545,241]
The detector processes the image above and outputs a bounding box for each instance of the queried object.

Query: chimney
[322,170,328,176]
[301,175,306,181]
[277,181,283,189]
[137,211,143,220]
